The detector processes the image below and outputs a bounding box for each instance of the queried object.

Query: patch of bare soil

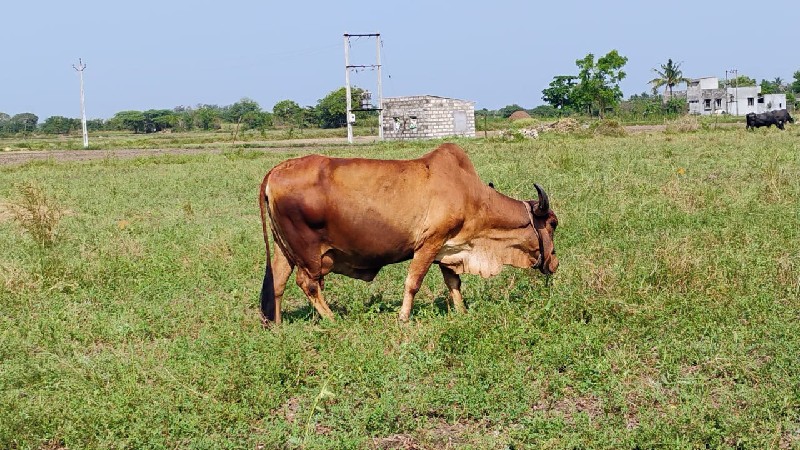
[372,434,424,450]
[371,419,490,449]
[531,387,603,424]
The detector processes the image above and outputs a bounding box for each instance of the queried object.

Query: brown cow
[258,143,559,324]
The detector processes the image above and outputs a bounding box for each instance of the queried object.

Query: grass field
[1,128,798,449]
[0,126,381,152]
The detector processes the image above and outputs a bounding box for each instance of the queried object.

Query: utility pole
[729,68,739,116]
[375,35,383,141]
[343,35,353,144]
[725,70,730,114]
[343,33,383,144]
[73,58,89,148]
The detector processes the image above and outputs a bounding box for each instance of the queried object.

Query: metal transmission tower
[343,33,383,144]
[73,58,89,148]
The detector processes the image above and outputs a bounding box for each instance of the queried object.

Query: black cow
[746,109,794,130]
[772,109,794,129]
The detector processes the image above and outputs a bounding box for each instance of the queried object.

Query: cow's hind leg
[439,265,467,314]
[269,245,294,325]
[296,269,335,321]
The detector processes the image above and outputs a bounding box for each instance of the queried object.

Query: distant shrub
[591,119,627,137]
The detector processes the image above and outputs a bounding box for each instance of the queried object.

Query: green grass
[1,128,799,449]
[0,126,381,151]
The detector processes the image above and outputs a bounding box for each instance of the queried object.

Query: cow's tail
[259,174,276,324]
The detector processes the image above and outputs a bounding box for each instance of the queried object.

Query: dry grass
[8,182,64,248]
[665,116,700,133]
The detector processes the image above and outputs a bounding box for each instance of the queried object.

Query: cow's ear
[488,182,495,190]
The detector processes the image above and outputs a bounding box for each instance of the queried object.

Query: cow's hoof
[260,315,275,329]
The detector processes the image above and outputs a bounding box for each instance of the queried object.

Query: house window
[747,98,754,106]
[715,99,722,109]
[704,99,711,110]
[758,96,765,104]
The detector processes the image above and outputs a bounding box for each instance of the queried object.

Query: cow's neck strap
[524,201,544,270]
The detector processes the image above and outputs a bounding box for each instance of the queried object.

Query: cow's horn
[534,183,549,216]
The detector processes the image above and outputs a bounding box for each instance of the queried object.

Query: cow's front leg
[439,265,467,314]
[399,247,440,321]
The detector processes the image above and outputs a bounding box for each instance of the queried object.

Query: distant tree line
[0,87,370,137]
[3,64,800,136]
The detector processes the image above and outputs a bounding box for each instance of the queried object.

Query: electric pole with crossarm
[73,58,89,148]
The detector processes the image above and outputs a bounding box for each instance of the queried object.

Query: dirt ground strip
[0,124,746,166]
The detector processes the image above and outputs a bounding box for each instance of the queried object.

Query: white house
[684,77,787,116]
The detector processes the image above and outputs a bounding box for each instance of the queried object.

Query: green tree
[497,104,526,118]
[541,75,578,111]
[727,75,756,87]
[791,70,800,93]
[225,98,262,125]
[41,116,79,134]
[760,79,777,94]
[773,77,784,92]
[86,119,105,132]
[300,106,318,128]
[315,87,363,129]
[272,100,302,125]
[528,105,560,117]
[0,112,10,134]
[9,113,39,133]
[111,111,146,133]
[143,109,177,132]
[649,58,689,98]
[194,105,221,130]
[664,97,687,115]
[172,106,195,131]
[573,50,628,117]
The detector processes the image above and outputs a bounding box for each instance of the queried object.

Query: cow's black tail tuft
[258,175,276,324]
[260,264,276,322]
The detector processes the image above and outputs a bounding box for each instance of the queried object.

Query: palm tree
[650,59,689,99]
[773,77,784,92]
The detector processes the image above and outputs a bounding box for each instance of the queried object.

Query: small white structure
[684,77,787,116]
[381,95,475,140]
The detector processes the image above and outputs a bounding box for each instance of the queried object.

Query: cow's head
[527,184,559,275]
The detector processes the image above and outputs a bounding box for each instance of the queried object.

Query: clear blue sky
[3,0,796,120]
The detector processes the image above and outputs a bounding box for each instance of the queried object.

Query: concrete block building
[685,77,787,116]
[381,95,475,140]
